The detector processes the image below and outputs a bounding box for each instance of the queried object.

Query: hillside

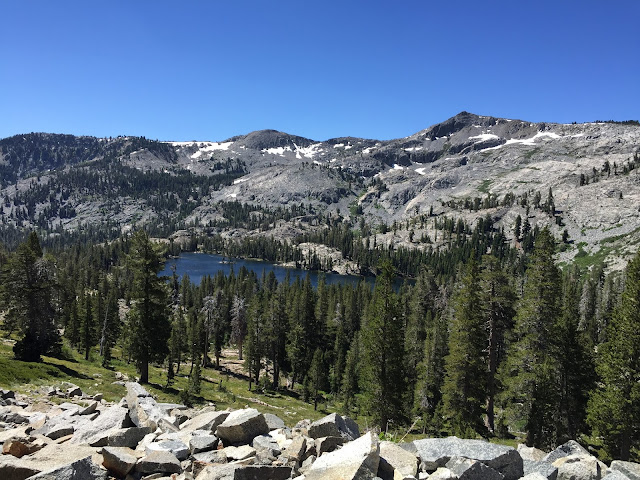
[1,113,639,270]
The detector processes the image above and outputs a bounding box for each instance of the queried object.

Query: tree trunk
[238,340,243,361]
[140,361,149,384]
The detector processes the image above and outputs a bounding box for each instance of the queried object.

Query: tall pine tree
[499,228,562,449]
[588,249,640,460]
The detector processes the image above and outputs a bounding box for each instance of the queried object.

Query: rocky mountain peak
[234,129,315,151]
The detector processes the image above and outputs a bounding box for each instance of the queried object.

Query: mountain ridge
[1,112,639,271]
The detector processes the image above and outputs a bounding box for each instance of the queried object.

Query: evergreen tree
[557,267,595,441]
[405,267,438,409]
[360,261,405,431]
[499,228,562,449]
[480,255,515,433]
[80,290,95,360]
[0,231,60,361]
[442,256,487,437]
[230,295,247,360]
[341,333,360,415]
[588,249,640,460]
[126,230,170,383]
[100,284,121,368]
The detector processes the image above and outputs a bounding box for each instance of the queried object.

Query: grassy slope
[0,341,329,426]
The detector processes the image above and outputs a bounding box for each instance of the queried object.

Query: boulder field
[0,384,638,480]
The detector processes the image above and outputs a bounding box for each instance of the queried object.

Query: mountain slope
[1,113,639,270]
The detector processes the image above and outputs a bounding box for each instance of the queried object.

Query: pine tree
[230,294,247,360]
[442,256,487,437]
[80,291,95,360]
[480,255,515,433]
[1,231,60,361]
[405,267,438,408]
[557,267,595,441]
[100,284,121,368]
[127,230,170,383]
[499,228,562,449]
[341,333,360,415]
[360,261,405,431]
[588,249,640,460]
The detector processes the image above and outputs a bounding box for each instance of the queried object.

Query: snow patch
[294,143,324,159]
[190,142,233,159]
[469,133,500,143]
[415,167,427,175]
[479,131,563,151]
[405,146,424,152]
[393,164,404,170]
[262,146,292,155]
[233,177,249,185]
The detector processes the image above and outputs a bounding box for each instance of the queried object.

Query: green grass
[0,342,332,425]
[478,179,493,194]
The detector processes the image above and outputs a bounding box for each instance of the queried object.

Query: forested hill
[1,113,640,271]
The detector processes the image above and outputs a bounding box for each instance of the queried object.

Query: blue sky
[1,1,638,141]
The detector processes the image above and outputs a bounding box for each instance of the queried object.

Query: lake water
[161,252,378,289]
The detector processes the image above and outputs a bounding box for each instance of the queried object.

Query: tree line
[0,227,639,461]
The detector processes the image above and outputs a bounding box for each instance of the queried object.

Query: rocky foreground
[0,385,638,480]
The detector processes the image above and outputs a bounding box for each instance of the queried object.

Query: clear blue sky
[1,1,638,141]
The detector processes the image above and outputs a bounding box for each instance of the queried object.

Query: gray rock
[234,465,293,480]
[192,450,228,464]
[78,402,98,416]
[180,410,230,434]
[543,440,590,463]
[603,472,632,480]
[305,431,379,480]
[611,461,640,480]
[70,404,131,446]
[308,413,359,441]
[316,435,343,455]
[0,390,16,400]
[252,434,281,455]
[521,474,553,480]
[0,412,29,425]
[107,426,153,448]
[264,413,286,430]
[194,464,239,480]
[0,456,41,480]
[101,446,138,478]
[518,444,548,462]
[553,454,605,480]
[215,408,269,445]
[446,456,505,480]
[523,459,558,480]
[429,467,457,480]
[413,436,522,480]
[283,435,307,462]
[146,439,190,461]
[378,440,419,480]
[223,444,256,461]
[66,386,83,397]
[42,425,75,440]
[125,382,167,431]
[135,450,181,475]
[190,434,219,454]
[24,456,106,480]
